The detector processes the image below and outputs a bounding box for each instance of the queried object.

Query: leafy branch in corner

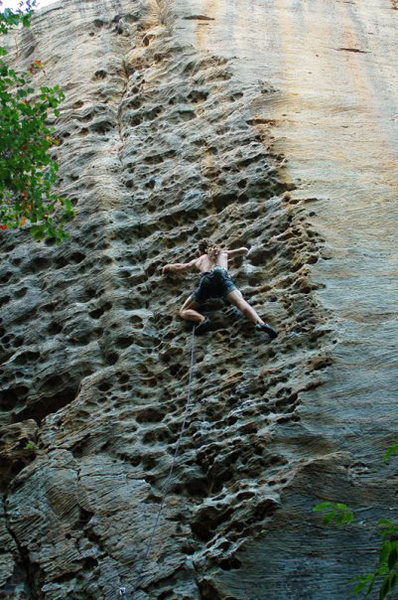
[313,441,398,599]
[0,0,74,242]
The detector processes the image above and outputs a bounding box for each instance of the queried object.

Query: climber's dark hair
[198,239,209,254]
[198,238,221,261]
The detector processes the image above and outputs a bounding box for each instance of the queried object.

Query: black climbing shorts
[191,268,238,304]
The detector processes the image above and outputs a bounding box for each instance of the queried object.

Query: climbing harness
[120,325,196,599]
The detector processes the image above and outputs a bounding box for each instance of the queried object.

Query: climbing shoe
[255,323,278,340]
[195,317,211,335]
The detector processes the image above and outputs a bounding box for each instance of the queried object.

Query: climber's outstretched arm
[162,258,198,275]
[226,247,249,259]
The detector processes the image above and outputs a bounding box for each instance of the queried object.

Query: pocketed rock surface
[0,1,397,599]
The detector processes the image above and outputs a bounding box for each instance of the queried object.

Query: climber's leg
[179,295,205,324]
[227,289,278,338]
[226,289,263,325]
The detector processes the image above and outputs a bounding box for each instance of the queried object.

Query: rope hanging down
[120,325,197,599]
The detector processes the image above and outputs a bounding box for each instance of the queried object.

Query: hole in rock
[98,381,112,392]
[85,288,97,300]
[197,580,224,600]
[0,295,10,308]
[187,90,209,103]
[89,302,112,319]
[90,120,113,135]
[135,407,165,423]
[0,457,30,491]
[70,252,86,264]
[13,350,40,365]
[191,506,233,542]
[82,557,98,569]
[115,336,134,349]
[143,427,171,444]
[184,478,209,498]
[73,507,94,529]
[181,543,196,555]
[16,379,79,424]
[0,271,12,283]
[42,302,55,312]
[52,572,75,584]
[70,436,91,459]
[14,288,27,299]
[93,69,107,80]
[158,591,174,600]
[1,386,29,409]
[219,557,242,571]
[106,351,119,365]
[183,14,215,20]
[48,322,62,335]
[55,256,68,269]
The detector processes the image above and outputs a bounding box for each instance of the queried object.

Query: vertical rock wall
[0,1,397,599]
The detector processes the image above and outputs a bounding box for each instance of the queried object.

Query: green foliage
[350,520,398,599]
[384,440,398,462]
[313,501,355,526]
[0,1,34,34]
[313,442,398,599]
[24,440,36,451]
[0,0,74,242]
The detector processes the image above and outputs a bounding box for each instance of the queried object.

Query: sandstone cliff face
[0,1,397,599]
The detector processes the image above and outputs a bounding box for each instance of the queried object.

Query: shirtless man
[162,239,278,338]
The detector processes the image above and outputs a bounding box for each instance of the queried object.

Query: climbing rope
[120,325,196,599]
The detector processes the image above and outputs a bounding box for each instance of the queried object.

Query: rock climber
[162,239,278,338]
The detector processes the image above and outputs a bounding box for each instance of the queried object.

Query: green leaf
[384,441,398,461]
[323,512,337,525]
[380,527,398,538]
[351,573,375,595]
[313,502,337,511]
[379,541,391,566]
[365,574,376,597]
[313,501,354,526]
[379,519,395,528]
